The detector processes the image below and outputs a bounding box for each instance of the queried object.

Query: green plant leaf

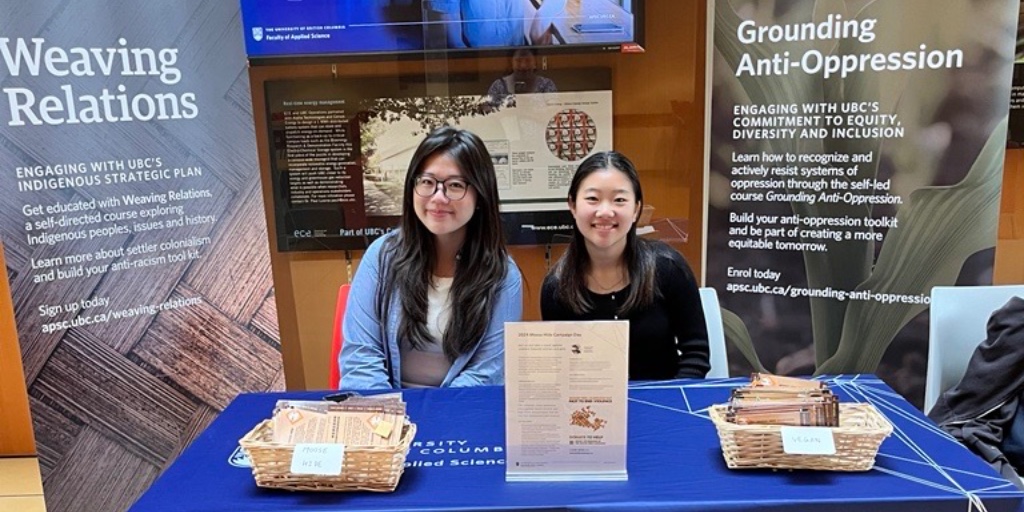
[801,0,888,365]
[816,118,1006,374]
[721,306,766,373]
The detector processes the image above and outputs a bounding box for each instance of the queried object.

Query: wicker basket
[238,418,417,492]
[709,403,892,471]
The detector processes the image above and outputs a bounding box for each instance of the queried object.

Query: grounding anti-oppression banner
[1007,3,1024,147]
[0,2,283,510]
[705,0,1016,406]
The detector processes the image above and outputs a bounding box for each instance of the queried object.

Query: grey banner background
[705,0,1016,406]
[0,2,283,510]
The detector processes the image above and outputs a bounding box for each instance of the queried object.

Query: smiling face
[569,167,641,258]
[413,152,477,246]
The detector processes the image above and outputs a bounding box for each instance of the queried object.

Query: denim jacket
[339,232,522,389]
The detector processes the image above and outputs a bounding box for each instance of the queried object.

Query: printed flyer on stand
[504,321,628,481]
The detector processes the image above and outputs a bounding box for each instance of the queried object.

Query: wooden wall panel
[291,256,358,390]
[996,149,1024,283]
[0,242,36,455]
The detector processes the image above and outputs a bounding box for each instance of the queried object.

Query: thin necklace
[590,270,626,293]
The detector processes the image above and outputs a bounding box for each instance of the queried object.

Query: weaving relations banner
[0,2,283,510]
[705,0,1016,405]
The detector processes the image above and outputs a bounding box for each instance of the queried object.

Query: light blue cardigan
[339,232,523,389]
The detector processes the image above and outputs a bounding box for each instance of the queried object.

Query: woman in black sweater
[541,151,710,380]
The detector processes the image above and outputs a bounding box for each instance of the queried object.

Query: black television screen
[240,0,644,59]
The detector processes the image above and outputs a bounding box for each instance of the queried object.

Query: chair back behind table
[925,284,1024,414]
[700,287,730,378]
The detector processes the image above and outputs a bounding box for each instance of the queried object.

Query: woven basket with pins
[239,418,417,492]
[709,403,892,471]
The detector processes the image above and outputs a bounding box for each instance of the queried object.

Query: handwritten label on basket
[290,443,345,475]
[780,427,836,455]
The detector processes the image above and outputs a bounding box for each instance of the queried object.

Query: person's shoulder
[364,230,399,260]
[541,267,557,286]
[643,239,692,274]
[504,254,523,282]
[540,266,562,295]
[489,76,510,94]
[641,238,680,260]
[365,231,390,252]
[539,76,557,92]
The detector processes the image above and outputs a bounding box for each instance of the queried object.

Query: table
[129,376,1024,512]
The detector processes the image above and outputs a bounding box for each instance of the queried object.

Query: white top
[400,276,454,387]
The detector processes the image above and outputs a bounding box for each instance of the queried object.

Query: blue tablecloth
[129,376,1024,512]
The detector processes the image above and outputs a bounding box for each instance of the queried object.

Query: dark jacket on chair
[928,296,1024,488]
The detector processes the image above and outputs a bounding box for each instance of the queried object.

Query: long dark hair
[377,126,509,360]
[550,150,658,315]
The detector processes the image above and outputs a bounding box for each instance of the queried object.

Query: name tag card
[780,426,836,455]
[290,443,345,475]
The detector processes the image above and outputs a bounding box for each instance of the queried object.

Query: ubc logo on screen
[252,27,264,42]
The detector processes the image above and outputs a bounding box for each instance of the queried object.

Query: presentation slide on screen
[239,0,638,57]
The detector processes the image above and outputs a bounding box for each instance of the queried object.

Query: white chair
[924,285,1024,414]
[700,287,730,378]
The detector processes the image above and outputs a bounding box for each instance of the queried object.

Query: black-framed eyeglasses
[413,175,471,200]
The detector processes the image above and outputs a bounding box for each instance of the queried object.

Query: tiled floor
[0,457,46,512]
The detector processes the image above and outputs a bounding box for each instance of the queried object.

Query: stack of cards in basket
[270,394,406,447]
[726,373,839,427]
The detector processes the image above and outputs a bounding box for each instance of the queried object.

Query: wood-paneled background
[997,150,1024,281]
[0,242,35,456]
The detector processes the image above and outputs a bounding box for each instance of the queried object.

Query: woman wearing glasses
[339,126,522,389]
[541,151,709,380]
